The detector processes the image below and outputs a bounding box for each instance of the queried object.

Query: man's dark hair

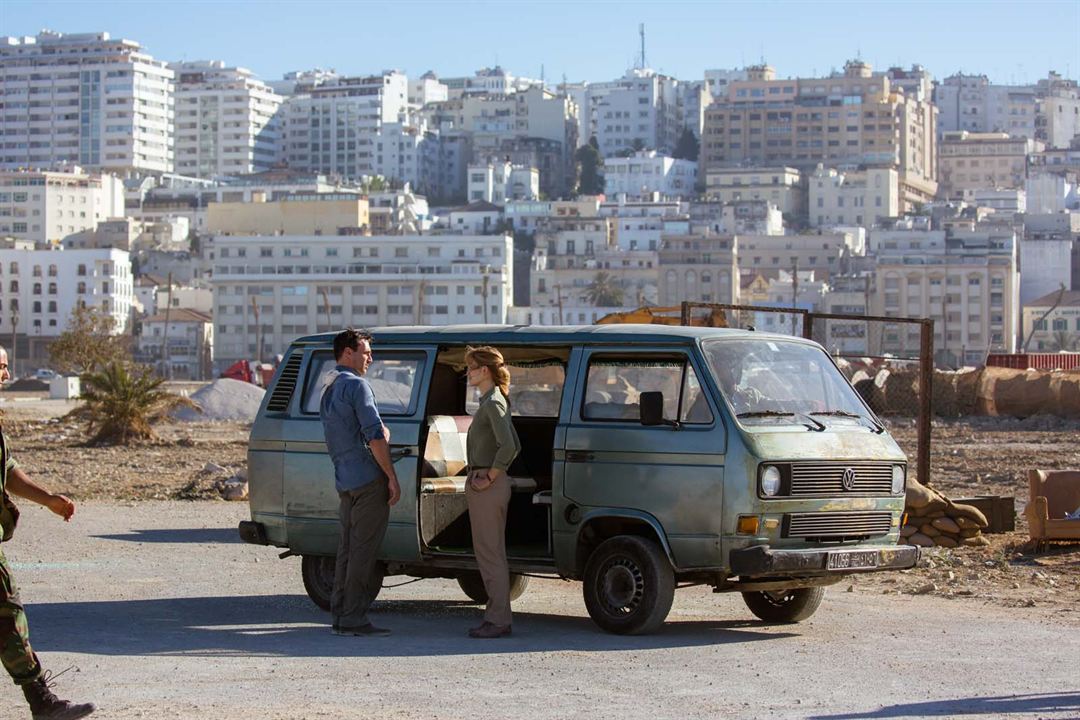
[333,328,373,360]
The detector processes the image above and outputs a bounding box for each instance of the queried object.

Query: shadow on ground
[28,594,793,657]
[809,692,1080,718]
[91,528,241,544]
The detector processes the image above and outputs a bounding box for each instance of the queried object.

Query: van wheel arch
[574,514,674,578]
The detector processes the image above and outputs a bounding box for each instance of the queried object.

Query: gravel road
[1,501,1078,720]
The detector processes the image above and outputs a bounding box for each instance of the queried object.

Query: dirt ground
[1,392,1077,614]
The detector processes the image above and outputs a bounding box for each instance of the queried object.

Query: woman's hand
[487,468,506,483]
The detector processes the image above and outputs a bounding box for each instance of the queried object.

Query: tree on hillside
[584,271,625,307]
[49,304,132,376]
[673,129,701,161]
[575,136,606,196]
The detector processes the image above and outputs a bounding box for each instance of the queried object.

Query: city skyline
[5,0,1079,86]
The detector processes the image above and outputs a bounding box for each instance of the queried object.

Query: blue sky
[3,0,1078,85]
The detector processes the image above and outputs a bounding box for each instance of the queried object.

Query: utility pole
[481,265,491,324]
[791,258,799,334]
[555,284,564,325]
[251,295,262,364]
[9,307,17,379]
[160,272,173,380]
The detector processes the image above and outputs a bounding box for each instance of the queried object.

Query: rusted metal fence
[681,301,934,486]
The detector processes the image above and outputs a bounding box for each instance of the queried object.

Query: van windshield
[701,338,873,429]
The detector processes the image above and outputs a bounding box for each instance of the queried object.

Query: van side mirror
[640,391,678,428]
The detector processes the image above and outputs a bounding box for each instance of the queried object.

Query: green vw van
[240,325,917,635]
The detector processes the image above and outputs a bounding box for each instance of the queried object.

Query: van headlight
[891,465,906,495]
[761,465,782,497]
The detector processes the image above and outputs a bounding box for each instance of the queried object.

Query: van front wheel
[457,571,530,604]
[742,586,825,623]
[583,535,675,635]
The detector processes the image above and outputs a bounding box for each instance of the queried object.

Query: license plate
[827,550,879,570]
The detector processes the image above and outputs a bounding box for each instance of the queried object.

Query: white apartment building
[703,69,749,103]
[508,305,628,326]
[657,234,738,305]
[736,232,859,279]
[1022,290,1080,351]
[409,72,449,109]
[808,166,899,228]
[136,307,213,379]
[874,224,1019,365]
[209,234,512,365]
[935,73,1038,139]
[530,247,659,309]
[603,151,697,199]
[0,168,123,245]
[961,188,1026,214]
[467,162,539,203]
[0,31,173,173]
[0,246,132,366]
[1026,172,1080,213]
[588,69,682,157]
[442,67,544,99]
[705,167,804,217]
[373,121,435,190]
[171,60,282,178]
[938,131,1041,198]
[503,198,601,234]
[281,72,410,181]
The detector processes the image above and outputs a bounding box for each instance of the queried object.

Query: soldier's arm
[6,467,76,521]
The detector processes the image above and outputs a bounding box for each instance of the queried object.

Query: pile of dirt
[173,379,265,422]
[902,477,990,548]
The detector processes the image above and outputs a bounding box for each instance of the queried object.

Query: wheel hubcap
[599,558,644,615]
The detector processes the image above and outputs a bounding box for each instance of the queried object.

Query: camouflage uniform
[0,427,42,686]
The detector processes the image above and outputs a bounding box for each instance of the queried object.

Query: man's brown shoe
[468,621,511,639]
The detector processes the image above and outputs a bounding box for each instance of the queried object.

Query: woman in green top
[463,346,521,639]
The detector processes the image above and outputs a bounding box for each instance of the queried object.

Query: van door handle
[390,447,413,460]
[566,450,594,463]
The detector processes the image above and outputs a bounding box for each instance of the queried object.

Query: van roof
[292,324,806,347]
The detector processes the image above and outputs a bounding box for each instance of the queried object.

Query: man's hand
[387,476,401,506]
[382,425,391,442]
[46,494,76,521]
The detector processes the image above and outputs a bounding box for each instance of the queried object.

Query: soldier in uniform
[0,347,95,719]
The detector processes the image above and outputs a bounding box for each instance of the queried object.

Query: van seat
[420,476,537,494]
[423,415,472,477]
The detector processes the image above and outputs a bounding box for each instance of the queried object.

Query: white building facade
[602,151,697,199]
[809,166,900,228]
[210,234,512,365]
[0,168,124,245]
[0,31,173,173]
[171,60,282,178]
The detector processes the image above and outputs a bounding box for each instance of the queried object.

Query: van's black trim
[238,521,269,546]
[730,544,918,577]
[265,353,303,412]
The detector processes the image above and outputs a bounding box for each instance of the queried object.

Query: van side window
[583,357,710,424]
[465,360,565,417]
[301,351,425,416]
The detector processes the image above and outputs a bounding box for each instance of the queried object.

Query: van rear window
[301,351,425,416]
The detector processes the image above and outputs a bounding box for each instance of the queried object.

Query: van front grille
[790,463,895,496]
[784,511,892,539]
[265,353,303,412]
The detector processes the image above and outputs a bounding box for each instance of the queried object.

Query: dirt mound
[173,379,265,422]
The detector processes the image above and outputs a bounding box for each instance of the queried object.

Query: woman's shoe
[468,621,512,639]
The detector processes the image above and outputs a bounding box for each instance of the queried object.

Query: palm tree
[69,362,197,444]
[1051,330,1077,352]
[583,271,625,307]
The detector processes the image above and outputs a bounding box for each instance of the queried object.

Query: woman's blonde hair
[465,345,510,401]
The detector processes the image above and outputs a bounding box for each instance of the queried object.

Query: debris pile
[902,477,990,548]
[176,461,248,501]
[173,379,265,423]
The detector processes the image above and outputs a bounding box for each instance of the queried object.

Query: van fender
[572,508,677,575]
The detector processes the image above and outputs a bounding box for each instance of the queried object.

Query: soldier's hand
[387,476,401,507]
[46,494,76,521]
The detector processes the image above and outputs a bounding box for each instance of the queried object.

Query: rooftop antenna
[639,23,646,70]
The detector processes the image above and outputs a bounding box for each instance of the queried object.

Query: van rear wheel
[457,571,530,604]
[583,535,674,635]
[301,555,386,613]
[741,586,825,623]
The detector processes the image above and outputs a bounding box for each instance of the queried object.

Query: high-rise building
[280,71,410,181]
[0,168,124,245]
[702,61,938,209]
[0,31,173,173]
[587,69,683,158]
[171,61,282,178]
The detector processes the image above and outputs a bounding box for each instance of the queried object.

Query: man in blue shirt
[320,329,400,636]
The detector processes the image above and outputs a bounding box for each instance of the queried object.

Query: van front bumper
[730,544,919,578]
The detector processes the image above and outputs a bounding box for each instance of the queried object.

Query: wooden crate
[954,496,1016,534]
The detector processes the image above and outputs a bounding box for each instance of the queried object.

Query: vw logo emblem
[841,468,857,491]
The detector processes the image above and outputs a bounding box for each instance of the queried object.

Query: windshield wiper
[737,410,825,432]
[809,410,885,434]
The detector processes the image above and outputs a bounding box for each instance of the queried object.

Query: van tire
[457,571,530,604]
[583,535,675,635]
[301,555,336,612]
[301,555,386,613]
[742,586,825,623]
